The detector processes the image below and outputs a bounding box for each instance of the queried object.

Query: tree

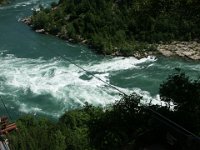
[89,93,151,150]
[159,71,200,134]
[159,71,200,111]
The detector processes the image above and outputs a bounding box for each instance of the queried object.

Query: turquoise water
[0,0,200,119]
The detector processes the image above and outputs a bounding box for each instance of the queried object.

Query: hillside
[29,0,200,57]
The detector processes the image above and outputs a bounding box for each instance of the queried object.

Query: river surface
[0,0,200,119]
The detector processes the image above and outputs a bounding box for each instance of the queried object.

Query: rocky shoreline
[21,17,200,60]
[157,41,200,60]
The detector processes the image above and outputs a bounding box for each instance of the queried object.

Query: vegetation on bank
[0,0,9,5]
[7,72,200,150]
[29,0,200,56]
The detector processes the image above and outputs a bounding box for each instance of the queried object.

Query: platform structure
[0,116,17,150]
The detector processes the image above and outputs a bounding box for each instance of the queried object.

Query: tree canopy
[30,0,200,55]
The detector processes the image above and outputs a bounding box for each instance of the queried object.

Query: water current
[0,0,199,119]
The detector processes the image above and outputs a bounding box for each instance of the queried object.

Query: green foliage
[30,0,200,55]
[8,115,66,150]
[58,110,91,149]
[159,71,200,134]
[0,0,9,5]
[31,11,50,29]
[160,71,200,111]
[89,93,149,150]
[7,95,150,150]
[8,107,102,150]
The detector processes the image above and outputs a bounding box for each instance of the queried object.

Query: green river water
[0,0,200,119]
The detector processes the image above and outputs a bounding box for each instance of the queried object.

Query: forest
[7,72,200,150]
[30,0,200,55]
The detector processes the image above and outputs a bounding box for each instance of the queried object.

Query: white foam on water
[84,56,156,73]
[19,103,42,113]
[0,0,39,10]
[14,1,32,8]
[133,88,163,106]
[17,102,60,117]
[0,52,158,117]
[185,64,200,71]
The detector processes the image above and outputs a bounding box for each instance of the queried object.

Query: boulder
[35,29,45,33]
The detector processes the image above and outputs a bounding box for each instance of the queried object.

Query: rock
[64,15,70,21]
[35,29,45,33]
[157,41,200,60]
[81,40,88,44]
[182,50,195,56]
[190,54,200,60]
[52,7,58,11]
[68,38,74,42]
[160,50,174,56]
[21,17,31,25]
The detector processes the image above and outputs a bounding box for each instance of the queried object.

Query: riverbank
[157,41,200,60]
[0,0,9,5]
[22,17,200,60]
[23,0,200,60]
[22,17,158,59]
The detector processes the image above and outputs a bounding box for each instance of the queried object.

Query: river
[0,0,200,119]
